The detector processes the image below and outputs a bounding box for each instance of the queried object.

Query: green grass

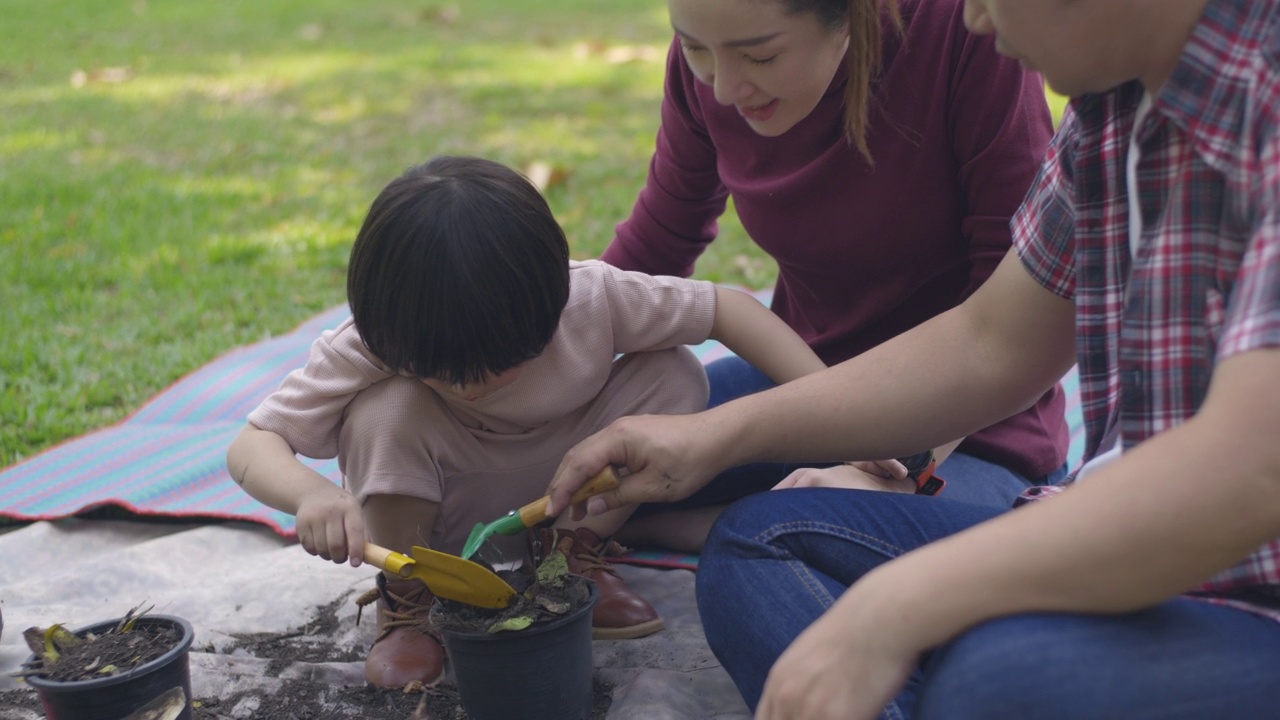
[0,1,1063,466]
[0,0,776,465]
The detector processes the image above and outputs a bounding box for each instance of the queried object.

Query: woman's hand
[294,486,367,566]
[773,463,915,493]
[848,458,910,481]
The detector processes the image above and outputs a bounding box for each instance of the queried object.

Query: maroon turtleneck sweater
[603,0,1067,478]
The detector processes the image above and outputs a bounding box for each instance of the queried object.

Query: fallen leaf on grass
[572,41,662,64]
[524,160,570,192]
[298,23,325,41]
[422,5,460,25]
[70,66,133,87]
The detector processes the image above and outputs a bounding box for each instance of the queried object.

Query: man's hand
[773,463,915,493]
[756,578,923,720]
[294,486,367,566]
[546,411,731,519]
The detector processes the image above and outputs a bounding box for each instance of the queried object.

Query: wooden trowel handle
[517,466,621,527]
[362,543,413,578]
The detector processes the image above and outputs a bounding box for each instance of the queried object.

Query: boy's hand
[294,487,367,567]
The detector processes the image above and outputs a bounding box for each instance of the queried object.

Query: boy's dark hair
[347,155,571,386]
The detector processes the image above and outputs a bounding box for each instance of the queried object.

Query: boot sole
[591,617,665,640]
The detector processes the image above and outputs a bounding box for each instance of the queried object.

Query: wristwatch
[898,450,945,496]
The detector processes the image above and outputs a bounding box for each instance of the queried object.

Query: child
[226,155,825,688]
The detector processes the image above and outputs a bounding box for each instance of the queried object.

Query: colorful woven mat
[0,291,1084,549]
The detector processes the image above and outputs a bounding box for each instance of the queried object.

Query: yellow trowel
[362,542,516,609]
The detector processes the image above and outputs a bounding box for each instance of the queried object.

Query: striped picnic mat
[0,293,1084,539]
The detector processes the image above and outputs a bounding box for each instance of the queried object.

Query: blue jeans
[697,489,1280,718]
[690,356,1065,510]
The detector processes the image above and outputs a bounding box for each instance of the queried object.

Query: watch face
[899,451,935,478]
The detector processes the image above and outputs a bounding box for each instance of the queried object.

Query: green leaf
[487,616,534,633]
[535,549,570,586]
[41,624,81,665]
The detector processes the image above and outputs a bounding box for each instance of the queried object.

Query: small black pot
[435,581,598,720]
[23,614,194,720]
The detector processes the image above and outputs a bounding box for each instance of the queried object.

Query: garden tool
[460,466,622,561]
[362,543,516,609]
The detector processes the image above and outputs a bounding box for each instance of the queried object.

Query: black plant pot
[23,614,194,720]
[434,581,599,720]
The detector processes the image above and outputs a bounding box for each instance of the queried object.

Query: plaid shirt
[1013,0,1280,619]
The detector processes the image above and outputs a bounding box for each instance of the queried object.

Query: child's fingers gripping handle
[518,466,622,526]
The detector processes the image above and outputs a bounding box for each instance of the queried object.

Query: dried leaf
[70,66,133,88]
[422,5,460,25]
[116,603,154,633]
[534,595,570,615]
[21,627,44,657]
[524,160,570,192]
[570,41,660,64]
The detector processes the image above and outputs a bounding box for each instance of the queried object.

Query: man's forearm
[720,255,1076,467]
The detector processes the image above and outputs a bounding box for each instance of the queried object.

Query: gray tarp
[0,519,750,719]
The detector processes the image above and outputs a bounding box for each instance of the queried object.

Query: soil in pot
[14,609,194,720]
[17,614,180,683]
[1,606,611,719]
[429,547,599,720]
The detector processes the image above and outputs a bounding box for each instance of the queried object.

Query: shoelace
[355,581,442,644]
[551,530,629,577]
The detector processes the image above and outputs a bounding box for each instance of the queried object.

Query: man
[547,0,1280,717]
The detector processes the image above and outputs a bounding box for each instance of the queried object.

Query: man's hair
[346,155,571,385]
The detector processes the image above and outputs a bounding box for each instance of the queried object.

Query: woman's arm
[709,286,826,383]
[548,249,1076,516]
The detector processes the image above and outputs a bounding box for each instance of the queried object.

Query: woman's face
[668,0,850,137]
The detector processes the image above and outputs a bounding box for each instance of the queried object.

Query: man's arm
[757,345,1280,719]
[547,249,1076,515]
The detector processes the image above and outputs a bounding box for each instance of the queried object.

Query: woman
[605,0,1068,516]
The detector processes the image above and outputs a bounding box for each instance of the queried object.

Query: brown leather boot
[532,527,665,640]
[355,573,445,688]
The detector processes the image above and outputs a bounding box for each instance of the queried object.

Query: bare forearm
[720,315,1071,465]
[547,253,1075,517]
[226,425,344,515]
[710,286,827,383]
[702,253,1075,468]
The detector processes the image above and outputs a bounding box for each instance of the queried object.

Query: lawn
[0,0,1064,467]
[0,0,782,466]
